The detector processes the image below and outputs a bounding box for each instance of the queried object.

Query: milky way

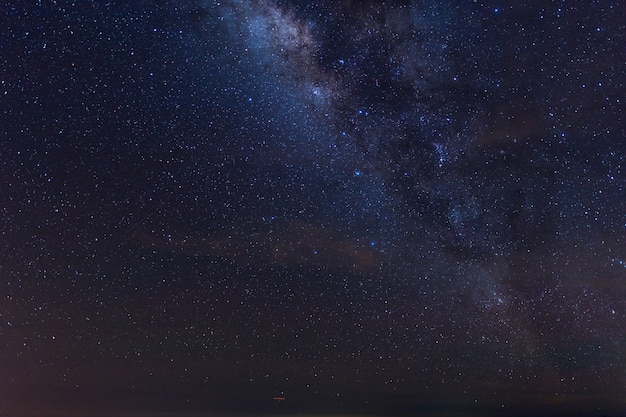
[0,1,625,416]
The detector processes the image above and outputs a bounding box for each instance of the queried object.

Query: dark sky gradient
[1,1,625,416]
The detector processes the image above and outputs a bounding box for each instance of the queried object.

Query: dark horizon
[2,389,625,417]
[2,367,625,416]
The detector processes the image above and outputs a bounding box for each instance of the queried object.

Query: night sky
[1,1,625,416]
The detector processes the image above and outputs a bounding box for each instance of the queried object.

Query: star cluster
[0,1,625,416]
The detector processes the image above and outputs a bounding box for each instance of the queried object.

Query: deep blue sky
[1,1,625,416]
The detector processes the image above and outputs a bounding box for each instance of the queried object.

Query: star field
[0,1,625,416]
